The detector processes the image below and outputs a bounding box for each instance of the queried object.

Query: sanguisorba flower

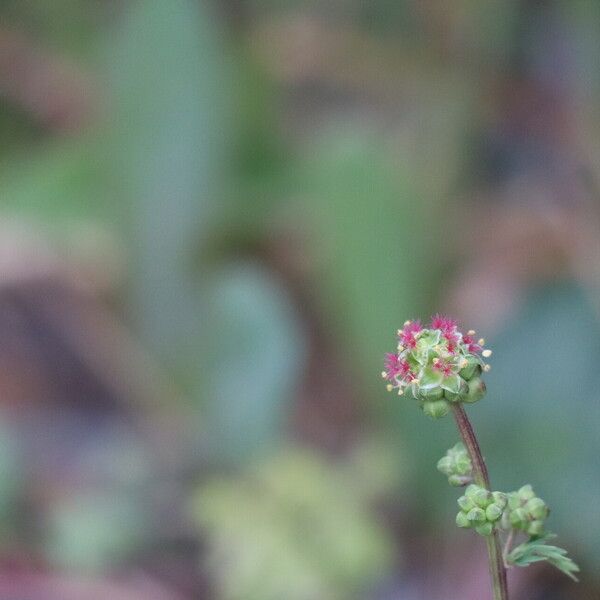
[382,315,492,418]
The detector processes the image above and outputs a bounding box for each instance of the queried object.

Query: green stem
[452,404,509,600]
[502,529,515,569]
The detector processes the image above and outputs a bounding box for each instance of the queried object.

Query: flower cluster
[382,315,491,418]
[437,442,473,487]
[456,485,507,537]
[502,485,549,537]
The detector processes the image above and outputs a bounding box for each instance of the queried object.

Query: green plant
[383,316,579,599]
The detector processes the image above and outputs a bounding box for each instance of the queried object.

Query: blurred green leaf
[0,139,111,226]
[104,0,229,376]
[206,262,306,461]
[299,128,434,382]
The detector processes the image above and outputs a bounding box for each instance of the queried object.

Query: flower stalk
[453,404,508,600]
[382,315,579,598]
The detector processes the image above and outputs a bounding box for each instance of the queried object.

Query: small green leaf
[507,534,580,581]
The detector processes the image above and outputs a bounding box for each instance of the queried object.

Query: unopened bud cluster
[382,316,491,418]
[437,442,472,486]
[502,485,549,537]
[456,485,507,537]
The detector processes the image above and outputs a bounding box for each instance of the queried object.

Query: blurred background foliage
[0,1,599,599]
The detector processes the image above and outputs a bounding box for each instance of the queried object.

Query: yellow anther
[397,344,404,352]
[397,388,404,396]
[397,329,403,336]
[478,338,485,346]
[467,329,476,336]
[460,359,468,368]
[483,364,491,372]
[386,384,393,392]
[482,349,492,358]
[381,371,388,379]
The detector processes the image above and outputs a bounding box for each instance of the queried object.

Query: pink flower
[430,314,458,332]
[433,359,454,377]
[384,354,413,381]
[462,334,481,354]
[444,330,460,353]
[399,320,422,349]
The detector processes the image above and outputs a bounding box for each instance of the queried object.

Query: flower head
[382,315,491,417]
[437,442,473,486]
[456,485,507,536]
[502,485,549,537]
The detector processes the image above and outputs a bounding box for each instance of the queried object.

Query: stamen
[482,349,492,358]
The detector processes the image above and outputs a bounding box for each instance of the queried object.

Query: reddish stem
[452,404,509,600]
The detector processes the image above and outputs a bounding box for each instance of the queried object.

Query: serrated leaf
[507,534,580,581]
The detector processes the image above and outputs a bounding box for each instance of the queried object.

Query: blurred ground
[0,1,599,599]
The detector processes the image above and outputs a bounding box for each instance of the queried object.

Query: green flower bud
[508,494,521,511]
[527,520,545,537]
[437,456,453,473]
[456,511,470,528]
[472,488,492,508]
[485,503,503,522]
[464,377,486,404]
[456,484,508,536]
[465,484,480,499]
[525,498,548,520]
[518,485,535,501]
[459,355,482,381]
[504,485,549,537]
[448,474,472,486]
[475,522,494,536]
[466,484,490,507]
[420,386,444,402]
[467,507,486,523]
[510,508,527,527]
[443,378,469,403]
[437,443,473,486]
[492,491,507,510]
[422,399,449,419]
[457,495,474,511]
[455,457,472,474]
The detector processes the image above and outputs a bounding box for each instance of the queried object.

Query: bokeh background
[0,1,599,599]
